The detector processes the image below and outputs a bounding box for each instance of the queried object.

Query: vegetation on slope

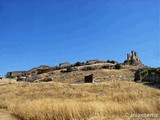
[0,80,159,120]
[140,68,160,77]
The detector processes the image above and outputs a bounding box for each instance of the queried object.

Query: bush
[66,66,73,72]
[53,66,60,70]
[110,60,116,64]
[140,69,149,77]
[74,62,82,66]
[115,64,121,69]
[155,68,160,75]
[6,75,14,78]
[130,59,135,65]
[107,60,111,63]
[102,65,110,69]
[81,66,97,71]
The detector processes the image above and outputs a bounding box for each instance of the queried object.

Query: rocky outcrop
[26,75,42,82]
[6,71,26,78]
[59,62,71,68]
[86,59,105,65]
[6,65,53,82]
[27,65,53,75]
[124,51,142,65]
[41,77,52,82]
[134,68,160,83]
[16,74,42,82]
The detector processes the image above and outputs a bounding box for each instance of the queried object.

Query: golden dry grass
[0,79,159,120]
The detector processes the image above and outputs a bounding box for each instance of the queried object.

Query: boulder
[6,71,26,78]
[17,76,26,81]
[41,77,52,82]
[25,75,42,82]
[59,62,71,68]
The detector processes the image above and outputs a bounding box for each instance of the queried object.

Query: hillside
[0,79,159,120]
[5,51,146,83]
[0,51,159,119]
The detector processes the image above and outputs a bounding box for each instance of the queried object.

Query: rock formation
[59,62,71,68]
[6,71,26,78]
[134,68,160,83]
[6,65,53,82]
[86,59,105,65]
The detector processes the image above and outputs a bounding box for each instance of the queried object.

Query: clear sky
[0,0,159,76]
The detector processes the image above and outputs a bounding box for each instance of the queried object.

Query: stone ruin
[124,51,142,65]
[84,74,93,83]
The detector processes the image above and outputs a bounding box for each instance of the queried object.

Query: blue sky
[0,0,159,76]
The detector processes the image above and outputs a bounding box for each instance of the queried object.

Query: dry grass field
[0,78,159,120]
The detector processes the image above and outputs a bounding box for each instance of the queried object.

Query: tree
[66,66,72,72]
[115,63,121,69]
[107,60,111,63]
[110,60,116,64]
[74,61,82,66]
[130,59,135,65]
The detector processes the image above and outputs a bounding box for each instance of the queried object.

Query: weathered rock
[25,75,42,82]
[59,62,71,68]
[86,59,105,65]
[102,65,115,69]
[6,71,26,78]
[28,65,53,75]
[17,76,26,81]
[41,77,52,82]
[81,66,100,71]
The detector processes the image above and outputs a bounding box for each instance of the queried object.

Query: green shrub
[115,64,121,69]
[130,59,135,65]
[110,60,116,64]
[107,60,111,63]
[66,66,73,72]
[6,75,14,78]
[140,69,148,76]
[74,62,82,66]
[53,66,60,70]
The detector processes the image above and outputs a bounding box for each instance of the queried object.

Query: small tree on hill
[74,61,82,66]
[110,60,116,64]
[115,63,121,69]
[107,60,111,63]
[130,59,135,65]
[66,66,72,72]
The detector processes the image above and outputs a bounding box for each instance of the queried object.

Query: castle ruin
[124,51,142,65]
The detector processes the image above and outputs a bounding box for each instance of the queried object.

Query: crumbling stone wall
[124,51,142,65]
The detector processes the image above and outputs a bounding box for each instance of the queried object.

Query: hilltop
[5,51,147,83]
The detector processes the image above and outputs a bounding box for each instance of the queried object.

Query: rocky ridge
[5,51,147,82]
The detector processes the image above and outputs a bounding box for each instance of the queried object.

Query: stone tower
[124,51,142,65]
